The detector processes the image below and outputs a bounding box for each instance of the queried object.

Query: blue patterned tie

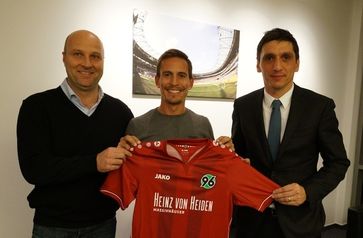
[268,100,282,161]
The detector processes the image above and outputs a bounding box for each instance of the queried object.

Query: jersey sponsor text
[153,192,213,213]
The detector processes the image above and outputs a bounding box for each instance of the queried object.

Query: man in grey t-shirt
[120,49,233,148]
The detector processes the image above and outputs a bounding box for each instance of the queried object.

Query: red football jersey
[101,139,279,238]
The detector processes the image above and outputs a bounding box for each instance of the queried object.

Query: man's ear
[155,76,161,88]
[295,59,300,72]
[188,77,194,90]
[256,61,261,72]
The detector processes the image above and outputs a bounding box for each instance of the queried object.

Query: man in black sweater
[17,30,133,237]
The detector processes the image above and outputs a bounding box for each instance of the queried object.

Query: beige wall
[0,0,362,237]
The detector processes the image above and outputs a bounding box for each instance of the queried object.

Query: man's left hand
[272,183,306,206]
[216,136,235,151]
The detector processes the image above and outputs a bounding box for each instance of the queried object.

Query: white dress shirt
[263,84,294,142]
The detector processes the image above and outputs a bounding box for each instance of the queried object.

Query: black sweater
[17,87,133,228]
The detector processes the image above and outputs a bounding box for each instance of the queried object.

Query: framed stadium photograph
[132,9,239,99]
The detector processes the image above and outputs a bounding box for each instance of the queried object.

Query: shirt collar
[263,84,294,109]
[60,78,104,103]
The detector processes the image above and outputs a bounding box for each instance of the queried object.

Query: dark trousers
[231,207,322,238]
[231,207,284,238]
[32,217,116,238]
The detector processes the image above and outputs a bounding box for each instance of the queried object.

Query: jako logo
[154,173,171,180]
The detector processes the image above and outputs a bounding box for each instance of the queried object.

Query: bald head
[63,30,104,57]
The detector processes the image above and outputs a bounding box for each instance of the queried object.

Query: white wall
[1,0,362,237]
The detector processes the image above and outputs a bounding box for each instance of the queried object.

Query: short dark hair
[256,28,299,61]
[156,49,193,78]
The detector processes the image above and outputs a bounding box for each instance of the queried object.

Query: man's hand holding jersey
[272,183,307,206]
[96,147,132,173]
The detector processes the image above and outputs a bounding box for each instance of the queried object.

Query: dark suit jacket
[231,84,350,238]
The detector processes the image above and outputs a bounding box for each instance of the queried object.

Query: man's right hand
[96,147,132,173]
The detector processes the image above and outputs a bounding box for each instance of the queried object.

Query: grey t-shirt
[126,108,214,141]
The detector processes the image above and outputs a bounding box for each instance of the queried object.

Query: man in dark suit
[231,28,350,238]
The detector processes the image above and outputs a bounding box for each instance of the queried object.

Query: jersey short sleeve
[228,157,278,211]
[100,159,137,210]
